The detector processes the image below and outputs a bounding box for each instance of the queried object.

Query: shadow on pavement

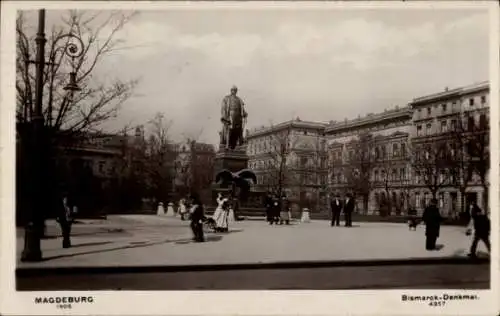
[38,232,229,262]
[70,241,113,248]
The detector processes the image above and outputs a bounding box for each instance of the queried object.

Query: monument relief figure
[220,85,247,150]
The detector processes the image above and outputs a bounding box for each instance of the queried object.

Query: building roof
[325,106,412,134]
[247,118,328,138]
[410,81,489,107]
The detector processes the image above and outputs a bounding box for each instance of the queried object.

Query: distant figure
[265,192,274,224]
[157,202,165,216]
[227,197,236,226]
[330,194,343,227]
[466,202,491,258]
[57,193,75,248]
[167,202,175,216]
[343,194,355,227]
[301,207,311,223]
[279,196,290,225]
[213,193,230,232]
[422,198,442,250]
[179,198,188,220]
[189,193,205,242]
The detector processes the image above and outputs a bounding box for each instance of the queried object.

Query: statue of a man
[220,85,247,149]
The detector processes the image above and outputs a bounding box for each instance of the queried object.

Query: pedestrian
[343,193,354,227]
[265,192,274,224]
[213,193,230,232]
[466,202,491,258]
[57,192,75,248]
[179,198,188,220]
[330,193,343,227]
[188,192,205,242]
[422,198,442,250]
[279,196,290,225]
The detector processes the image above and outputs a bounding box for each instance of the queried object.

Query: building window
[400,168,405,180]
[440,120,447,133]
[441,103,447,112]
[450,119,457,131]
[424,192,431,207]
[427,107,432,116]
[99,161,105,173]
[481,95,486,104]
[374,170,379,182]
[439,192,445,208]
[426,123,432,135]
[479,114,487,129]
[391,169,397,181]
[467,116,475,131]
[469,98,474,106]
[415,193,421,208]
[401,143,406,156]
[416,125,422,136]
[415,170,421,183]
[393,143,399,156]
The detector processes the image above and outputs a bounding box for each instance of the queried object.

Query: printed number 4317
[429,301,445,307]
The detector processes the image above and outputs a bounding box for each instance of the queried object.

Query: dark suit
[56,196,74,248]
[330,198,343,226]
[469,206,491,255]
[422,205,442,250]
[343,198,354,227]
[190,204,205,242]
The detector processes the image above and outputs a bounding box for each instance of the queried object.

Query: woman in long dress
[214,194,230,232]
[179,198,188,221]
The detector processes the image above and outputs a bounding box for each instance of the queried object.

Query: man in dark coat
[264,192,274,225]
[422,198,442,250]
[56,192,74,248]
[330,194,343,227]
[343,193,355,227]
[189,192,205,242]
[466,202,491,258]
[271,194,281,224]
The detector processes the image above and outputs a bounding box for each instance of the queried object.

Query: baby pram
[202,216,217,233]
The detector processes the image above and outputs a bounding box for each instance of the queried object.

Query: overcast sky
[26,7,490,144]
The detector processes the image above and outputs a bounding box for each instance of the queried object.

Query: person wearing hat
[330,193,343,227]
[343,193,355,227]
[188,192,205,242]
[466,201,491,258]
[279,196,290,225]
[422,198,442,250]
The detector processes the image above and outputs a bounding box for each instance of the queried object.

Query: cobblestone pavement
[16,215,489,268]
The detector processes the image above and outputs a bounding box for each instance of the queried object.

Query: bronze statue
[220,85,247,150]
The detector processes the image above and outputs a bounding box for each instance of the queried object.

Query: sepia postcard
[0,1,498,315]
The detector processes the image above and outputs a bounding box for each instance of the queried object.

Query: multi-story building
[409,81,490,216]
[174,139,216,197]
[325,107,412,215]
[246,118,328,205]
[245,81,490,218]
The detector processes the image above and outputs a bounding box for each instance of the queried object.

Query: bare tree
[16,10,139,136]
[264,124,298,198]
[448,112,490,212]
[310,132,329,212]
[411,139,454,199]
[342,133,376,214]
[144,113,177,203]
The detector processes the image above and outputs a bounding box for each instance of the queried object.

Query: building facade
[246,81,490,217]
[325,107,412,215]
[246,118,328,206]
[409,81,490,216]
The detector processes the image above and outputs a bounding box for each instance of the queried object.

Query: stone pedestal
[213,145,248,175]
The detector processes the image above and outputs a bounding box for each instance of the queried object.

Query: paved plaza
[16,215,488,269]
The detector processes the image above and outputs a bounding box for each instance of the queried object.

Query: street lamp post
[21,9,83,262]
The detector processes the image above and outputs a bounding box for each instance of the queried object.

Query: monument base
[211,145,267,219]
[213,145,248,174]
